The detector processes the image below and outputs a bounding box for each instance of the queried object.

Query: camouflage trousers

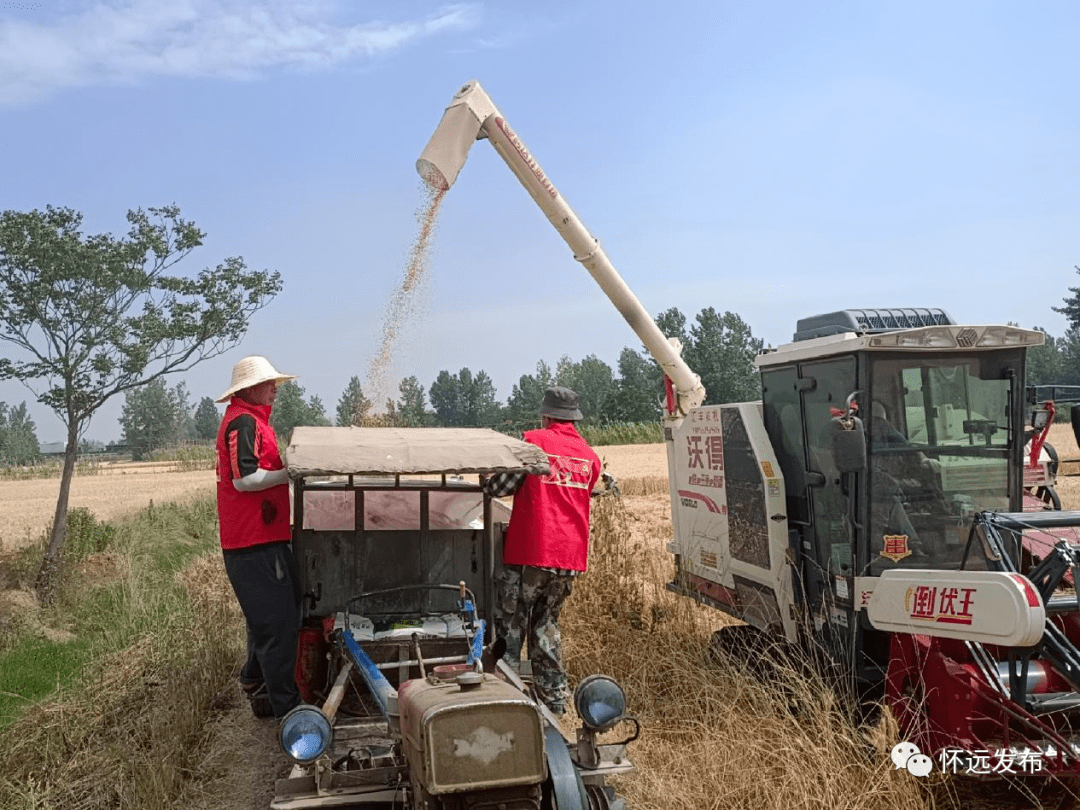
[493,565,575,714]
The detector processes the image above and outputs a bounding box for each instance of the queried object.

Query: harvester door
[800,357,858,659]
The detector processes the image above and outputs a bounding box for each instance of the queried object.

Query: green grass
[580,420,663,446]
[0,457,105,480]
[0,636,94,731]
[147,442,216,470]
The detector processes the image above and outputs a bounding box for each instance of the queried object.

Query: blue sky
[1,0,1078,443]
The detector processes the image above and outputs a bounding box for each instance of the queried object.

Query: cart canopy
[286,426,550,478]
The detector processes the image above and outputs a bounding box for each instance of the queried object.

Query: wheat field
[0,469,216,552]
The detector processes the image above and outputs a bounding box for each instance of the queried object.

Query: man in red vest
[214,355,301,719]
[492,386,601,714]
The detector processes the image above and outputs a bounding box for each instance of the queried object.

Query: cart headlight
[573,675,626,732]
[279,705,333,764]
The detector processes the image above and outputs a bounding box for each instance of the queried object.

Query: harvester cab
[666,309,1080,772]
[417,79,1080,774]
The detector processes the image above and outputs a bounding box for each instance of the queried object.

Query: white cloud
[0,0,479,104]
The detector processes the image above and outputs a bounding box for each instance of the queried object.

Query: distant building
[39,441,65,456]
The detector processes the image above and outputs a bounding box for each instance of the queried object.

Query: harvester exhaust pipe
[417,81,705,421]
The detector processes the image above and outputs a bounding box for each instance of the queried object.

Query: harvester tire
[708,624,791,669]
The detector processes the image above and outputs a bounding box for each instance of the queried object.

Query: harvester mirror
[1032,408,1050,430]
[831,417,867,473]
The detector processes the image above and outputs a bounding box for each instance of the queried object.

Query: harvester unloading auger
[418,80,1080,776]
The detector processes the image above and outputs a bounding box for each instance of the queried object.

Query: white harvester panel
[865,569,1046,647]
[667,403,795,640]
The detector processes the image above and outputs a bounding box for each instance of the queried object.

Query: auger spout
[417,80,705,421]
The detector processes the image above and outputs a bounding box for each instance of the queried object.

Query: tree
[554,354,615,424]
[0,401,41,466]
[1053,266,1080,330]
[397,376,430,426]
[1057,329,1080,387]
[336,376,372,426]
[1026,328,1066,387]
[684,308,763,405]
[505,360,554,427]
[119,377,176,460]
[119,378,193,458]
[469,370,502,426]
[609,347,662,422]
[429,370,464,426]
[654,307,689,351]
[193,396,220,442]
[170,381,195,444]
[271,381,330,437]
[0,204,281,601]
[429,368,501,427]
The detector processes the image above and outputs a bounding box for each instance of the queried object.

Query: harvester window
[800,357,857,585]
[867,354,1015,573]
[761,367,808,524]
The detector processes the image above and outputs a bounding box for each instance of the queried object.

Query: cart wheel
[1036,485,1062,510]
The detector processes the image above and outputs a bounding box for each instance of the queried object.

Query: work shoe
[241,680,274,718]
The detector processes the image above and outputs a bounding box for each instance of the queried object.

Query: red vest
[503,422,601,571]
[215,398,291,550]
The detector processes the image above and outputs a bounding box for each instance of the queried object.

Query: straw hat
[215,356,297,403]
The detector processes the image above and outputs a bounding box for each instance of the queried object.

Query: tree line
[4,201,1080,601]
[110,305,765,454]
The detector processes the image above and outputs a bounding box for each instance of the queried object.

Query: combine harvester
[418,80,1080,775]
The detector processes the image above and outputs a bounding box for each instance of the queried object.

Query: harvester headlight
[976,326,1045,347]
[574,675,627,732]
[279,705,333,764]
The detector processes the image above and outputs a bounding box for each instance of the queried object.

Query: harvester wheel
[708,624,789,668]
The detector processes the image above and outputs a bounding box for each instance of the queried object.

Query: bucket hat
[539,386,583,422]
[215,356,297,403]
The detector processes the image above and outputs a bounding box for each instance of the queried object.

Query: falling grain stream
[365,185,446,408]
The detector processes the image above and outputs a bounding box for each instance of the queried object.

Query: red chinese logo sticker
[881,534,911,563]
[904,585,976,626]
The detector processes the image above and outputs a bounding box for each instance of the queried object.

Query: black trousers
[222,541,302,718]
